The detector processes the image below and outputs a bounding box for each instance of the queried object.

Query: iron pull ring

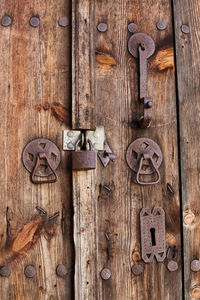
[31,153,58,184]
[136,154,161,185]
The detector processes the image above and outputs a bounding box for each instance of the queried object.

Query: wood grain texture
[172,0,200,298]
[0,0,73,299]
[73,0,182,299]
[72,0,95,129]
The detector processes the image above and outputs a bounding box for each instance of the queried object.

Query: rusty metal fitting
[191,260,200,272]
[167,260,178,272]
[56,264,67,277]
[0,266,11,277]
[29,16,40,27]
[24,265,36,278]
[181,24,189,34]
[131,264,143,276]
[156,21,167,30]
[100,268,111,280]
[58,17,69,27]
[97,22,108,33]
[128,23,137,33]
[1,15,12,27]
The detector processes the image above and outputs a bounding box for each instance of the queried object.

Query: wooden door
[0,0,199,299]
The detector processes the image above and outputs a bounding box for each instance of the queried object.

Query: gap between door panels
[171,0,184,299]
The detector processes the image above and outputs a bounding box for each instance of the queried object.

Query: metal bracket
[63,126,105,151]
[98,141,116,167]
[140,207,166,263]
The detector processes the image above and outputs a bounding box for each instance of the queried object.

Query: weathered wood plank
[172,0,200,298]
[72,2,98,300]
[73,0,182,299]
[0,1,73,299]
[72,0,95,129]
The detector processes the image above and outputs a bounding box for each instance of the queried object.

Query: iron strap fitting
[128,33,155,128]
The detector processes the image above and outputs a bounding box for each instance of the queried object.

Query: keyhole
[150,228,156,246]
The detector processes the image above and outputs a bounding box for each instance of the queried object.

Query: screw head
[167,260,178,272]
[24,265,36,278]
[100,268,111,280]
[181,24,189,34]
[56,264,67,277]
[1,15,12,27]
[191,260,200,272]
[29,16,40,27]
[156,21,167,31]
[67,142,74,149]
[131,264,143,276]
[58,17,69,27]
[97,23,108,33]
[0,266,11,277]
[128,23,137,33]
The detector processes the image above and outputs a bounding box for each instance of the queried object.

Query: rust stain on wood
[51,102,70,124]
[132,251,141,263]
[152,47,174,71]
[35,102,70,124]
[95,50,116,67]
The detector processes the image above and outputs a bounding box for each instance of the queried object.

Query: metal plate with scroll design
[140,207,166,263]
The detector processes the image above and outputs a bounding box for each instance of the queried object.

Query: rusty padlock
[72,139,96,171]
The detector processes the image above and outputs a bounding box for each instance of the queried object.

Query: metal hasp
[128,33,155,128]
[140,207,166,263]
[22,138,61,184]
[98,141,116,167]
[126,138,162,185]
[63,126,105,151]
[72,139,96,171]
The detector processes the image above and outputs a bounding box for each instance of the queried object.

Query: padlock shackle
[75,138,93,151]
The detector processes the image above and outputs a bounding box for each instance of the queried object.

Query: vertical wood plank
[73,1,182,300]
[0,0,73,299]
[172,0,200,298]
[72,0,95,129]
[72,1,98,299]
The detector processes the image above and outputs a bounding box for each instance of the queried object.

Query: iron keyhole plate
[22,138,61,177]
[126,138,163,174]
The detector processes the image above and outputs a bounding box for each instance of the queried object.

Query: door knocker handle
[31,153,58,184]
[22,138,61,184]
[126,138,163,185]
[136,153,161,185]
[128,33,155,128]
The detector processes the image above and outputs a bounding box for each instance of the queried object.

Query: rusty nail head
[1,15,12,27]
[56,264,67,277]
[58,17,69,27]
[100,268,111,280]
[131,264,143,276]
[156,21,167,30]
[24,265,36,278]
[0,266,11,277]
[181,24,189,34]
[191,260,200,272]
[97,22,108,33]
[30,16,40,27]
[167,260,178,272]
[128,23,137,33]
